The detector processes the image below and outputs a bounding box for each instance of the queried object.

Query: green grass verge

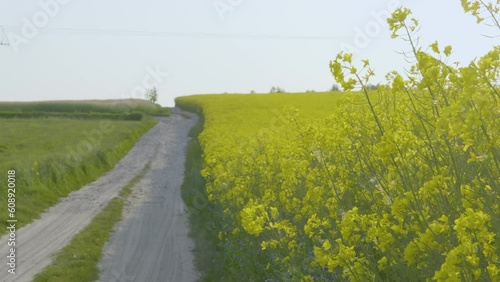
[178,108,224,281]
[33,162,151,282]
[0,117,158,236]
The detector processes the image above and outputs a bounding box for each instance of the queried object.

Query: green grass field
[0,100,159,236]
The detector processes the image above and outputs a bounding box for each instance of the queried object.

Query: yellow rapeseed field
[176,4,500,281]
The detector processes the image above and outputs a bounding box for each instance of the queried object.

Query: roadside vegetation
[33,163,151,282]
[0,99,160,236]
[178,109,228,280]
[177,2,500,281]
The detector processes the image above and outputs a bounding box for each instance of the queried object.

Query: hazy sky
[0,0,497,106]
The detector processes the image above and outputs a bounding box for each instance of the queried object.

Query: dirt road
[98,109,199,282]
[0,108,198,282]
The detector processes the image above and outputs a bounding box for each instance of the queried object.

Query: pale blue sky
[0,0,496,106]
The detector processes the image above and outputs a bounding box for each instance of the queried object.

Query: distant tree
[270,86,285,93]
[306,90,316,93]
[250,90,256,94]
[146,87,158,104]
[330,84,340,91]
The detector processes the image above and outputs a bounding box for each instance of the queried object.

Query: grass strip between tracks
[33,162,151,282]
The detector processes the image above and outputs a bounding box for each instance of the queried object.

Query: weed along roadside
[175,104,222,281]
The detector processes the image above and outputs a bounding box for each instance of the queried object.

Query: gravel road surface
[0,108,198,282]
[98,108,198,282]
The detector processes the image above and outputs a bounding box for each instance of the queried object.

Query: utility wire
[0,25,392,41]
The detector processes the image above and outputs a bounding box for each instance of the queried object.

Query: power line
[0,25,392,41]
